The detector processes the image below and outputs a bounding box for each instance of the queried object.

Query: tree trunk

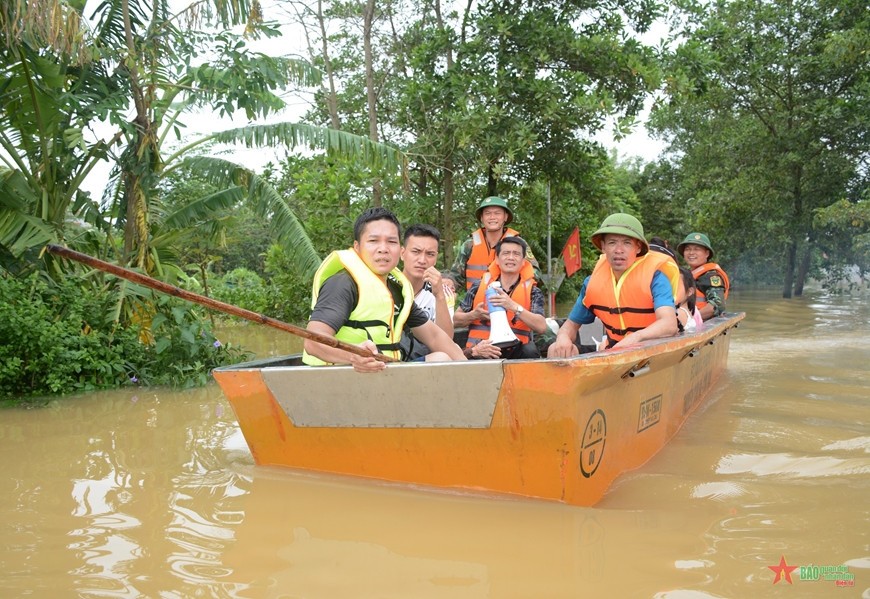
[363,0,381,206]
[317,0,341,131]
[315,0,349,217]
[434,0,456,267]
[782,162,804,298]
[794,236,812,297]
[443,154,455,266]
[121,0,152,270]
[198,262,216,328]
[782,238,797,298]
[487,166,497,198]
[416,164,427,198]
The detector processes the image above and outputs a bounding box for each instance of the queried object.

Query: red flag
[561,227,582,278]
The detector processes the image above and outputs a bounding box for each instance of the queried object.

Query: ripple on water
[716,452,870,477]
[844,556,870,569]
[691,481,747,501]
[653,590,723,599]
[675,559,715,570]
[822,436,870,453]
[168,553,234,583]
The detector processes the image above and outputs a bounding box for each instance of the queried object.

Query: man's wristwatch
[515,305,524,315]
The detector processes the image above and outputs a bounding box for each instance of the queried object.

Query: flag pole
[546,181,554,317]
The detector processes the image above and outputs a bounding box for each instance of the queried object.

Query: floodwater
[1,287,868,598]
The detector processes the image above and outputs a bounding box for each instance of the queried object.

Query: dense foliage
[813,193,870,290]
[292,0,663,267]
[0,274,250,403]
[650,0,869,295]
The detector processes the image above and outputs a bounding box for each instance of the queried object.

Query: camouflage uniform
[451,196,543,292]
[695,269,727,317]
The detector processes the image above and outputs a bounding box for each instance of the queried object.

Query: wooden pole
[45,245,394,363]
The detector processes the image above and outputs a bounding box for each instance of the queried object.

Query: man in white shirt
[400,224,455,360]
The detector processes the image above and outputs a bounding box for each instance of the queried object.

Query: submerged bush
[210,268,270,314]
[0,274,250,402]
[204,250,312,325]
[263,245,313,325]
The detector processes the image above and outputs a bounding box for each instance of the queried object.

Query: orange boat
[212,312,744,506]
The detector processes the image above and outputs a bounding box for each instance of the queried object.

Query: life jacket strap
[600,322,645,337]
[346,318,406,360]
[587,303,655,315]
[346,318,392,331]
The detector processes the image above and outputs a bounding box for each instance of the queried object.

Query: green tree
[813,191,870,289]
[0,2,127,274]
[0,0,414,395]
[652,0,869,296]
[1,0,407,280]
[285,0,663,267]
[633,160,687,248]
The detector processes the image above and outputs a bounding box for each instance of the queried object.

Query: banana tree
[1,0,405,280]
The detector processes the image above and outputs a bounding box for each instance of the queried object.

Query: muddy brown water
[1,287,868,597]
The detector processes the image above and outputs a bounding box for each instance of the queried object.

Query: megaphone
[444,285,456,321]
[486,282,520,348]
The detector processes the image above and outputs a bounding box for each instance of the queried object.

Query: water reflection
[215,322,303,359]
[1,387,248,597]
[219,468,715,597]
[1,287,869,597]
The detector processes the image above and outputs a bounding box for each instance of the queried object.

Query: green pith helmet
[591,213,648,255]
[475,196,513,224]
[677,232,714,260]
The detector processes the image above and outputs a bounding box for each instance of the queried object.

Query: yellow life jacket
[466,260,535,346]
[583,251,678,347]
[302,249,414,365]
[465,227,521,290]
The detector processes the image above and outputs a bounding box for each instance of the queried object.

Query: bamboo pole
[45,245,394,363]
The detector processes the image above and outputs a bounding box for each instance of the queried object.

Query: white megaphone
[486,282,520,348]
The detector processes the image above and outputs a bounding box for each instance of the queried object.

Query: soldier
[677,232,730,321]
[454,236,547,360]
[549,213,679,357]
[450,196,540,291]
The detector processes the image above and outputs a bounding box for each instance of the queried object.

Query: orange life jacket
[691,262,730,312]
[583,251,676,348]
[466,260,535,346]
[465,227,521,290]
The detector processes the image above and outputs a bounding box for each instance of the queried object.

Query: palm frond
[160,186,245,230]
[91,0,150,54]
[205,0,255,29]
[0,168,54,257]
[278,56,322,88]
[149,228,187,252]
[180,155,321,276]
[247,174,321,276]
[0,211,54,256]
[207,122,408,175]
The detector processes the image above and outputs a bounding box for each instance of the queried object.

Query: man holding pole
[302,208,466,372]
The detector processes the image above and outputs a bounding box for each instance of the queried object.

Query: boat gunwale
[213,312,745,373]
